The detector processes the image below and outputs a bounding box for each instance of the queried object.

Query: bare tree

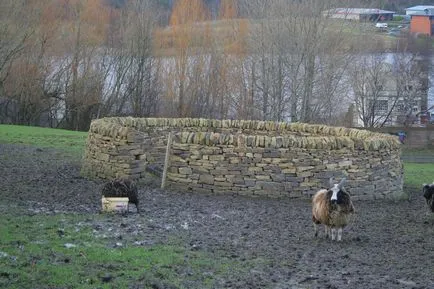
[124,0,162,117]
[160,0,210,117]
[49,0,111,131]
[0,1,34,123]
[349,53,396,127]
[5,0,429,130]
[237,0,359,123]
[0,1,67,126]
[392,52,429,126]
[310,30,356,125]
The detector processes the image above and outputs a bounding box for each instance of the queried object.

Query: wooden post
[161,132,173,189]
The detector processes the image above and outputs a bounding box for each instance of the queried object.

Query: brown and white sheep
[312,177,355,241]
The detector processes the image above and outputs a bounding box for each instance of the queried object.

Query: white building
[406,5,434,16]
[352,76,427,127]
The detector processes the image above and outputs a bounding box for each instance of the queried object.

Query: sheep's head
[329,177,346,204]
[422,182,434,200]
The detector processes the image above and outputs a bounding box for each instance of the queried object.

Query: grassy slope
[0,125,88,156]
[0,125,433,288]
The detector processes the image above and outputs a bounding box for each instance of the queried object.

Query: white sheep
[312,177,355,241]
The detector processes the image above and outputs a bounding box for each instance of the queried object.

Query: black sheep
[422,183,434,213]
[101,179,139,213]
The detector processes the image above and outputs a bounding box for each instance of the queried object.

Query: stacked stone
[81,121,147,180]
[81,117,403,200]
[166,133,403,199]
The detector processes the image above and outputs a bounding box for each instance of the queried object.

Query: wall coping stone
[89,117,401,151]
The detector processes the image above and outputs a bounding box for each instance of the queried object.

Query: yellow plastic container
[101,197,129,212]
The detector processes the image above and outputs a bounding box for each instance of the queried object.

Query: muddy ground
[0,143,433,289]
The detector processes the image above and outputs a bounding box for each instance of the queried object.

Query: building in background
[406,5,434,36]
[406,5,434,16]
[323,8,395,22]
[352,79,428,127]
[351,55,429,128]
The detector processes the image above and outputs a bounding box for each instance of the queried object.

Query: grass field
[401,147,434,189]
[0,124,87,156]
[0,213,246,289]
[404,163,434,189]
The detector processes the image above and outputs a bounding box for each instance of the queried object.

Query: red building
[406,5,434,36]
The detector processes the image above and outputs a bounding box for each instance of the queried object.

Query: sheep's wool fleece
[312,189,354,228]
[101,179,139,207]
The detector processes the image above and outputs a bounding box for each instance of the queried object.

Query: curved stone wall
[81,117,404,200]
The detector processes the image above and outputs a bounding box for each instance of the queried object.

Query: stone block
[296,166,314,172]
[285,176,303,182]
[263,151,280,158]
[300,182,319,187]
[282,168,296,174]
[214,181,233,187]
[271,174,285,182]
[338,160,352,167]
[98,153,110,162]
[192,187,213,194]
[244,178,256,187]
[296,171,313,178]
[125,167,144,174]
[129,149,143,156]
[248,167,263,173]
[199,174,214,185]
[228,157,240,164]
[211,168,229,175]
[255,175,271,181]
[168,175,193,183]
[257,181,283,191]
[209,155,225,161]
[179,167,192,175]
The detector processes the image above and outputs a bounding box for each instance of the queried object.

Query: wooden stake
[161,132,173,189]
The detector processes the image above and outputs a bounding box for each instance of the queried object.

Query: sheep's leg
[314,223,318,237]
[331,228,337,241]
[325,226,330,238]
[337,228,343,241]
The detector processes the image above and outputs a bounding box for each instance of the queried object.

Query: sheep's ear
[338,177,347,189]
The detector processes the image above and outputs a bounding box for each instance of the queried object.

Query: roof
[328,8,395,15]
[406,5,434,11]
[406,5,434,16]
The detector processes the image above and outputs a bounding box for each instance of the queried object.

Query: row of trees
[0,0,431,130]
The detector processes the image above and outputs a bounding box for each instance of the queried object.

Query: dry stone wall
[81,117,404,200]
